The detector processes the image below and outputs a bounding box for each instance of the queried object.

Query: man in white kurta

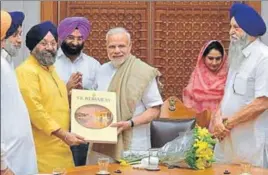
[55,17,101,166]
[211,3,268,168]
[1,11,37,174]
[55,48,100,90]
[89,27,162,162]
[96,63,163,150]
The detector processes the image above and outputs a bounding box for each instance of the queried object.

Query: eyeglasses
[39,41,57,48]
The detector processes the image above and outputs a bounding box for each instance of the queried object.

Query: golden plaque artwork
[74,104,114,129]
[71,89,117,144]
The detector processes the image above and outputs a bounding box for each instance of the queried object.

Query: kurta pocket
[233,74,247,95]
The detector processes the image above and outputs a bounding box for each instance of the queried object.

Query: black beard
[61,41,84,56]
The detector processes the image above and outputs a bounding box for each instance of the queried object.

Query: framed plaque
[71,89,117,144]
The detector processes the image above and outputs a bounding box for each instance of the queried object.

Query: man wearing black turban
[16,21,86,173]
[211,3,268,168]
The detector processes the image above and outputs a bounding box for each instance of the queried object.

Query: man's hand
[66,72,83,92]
[63,132,86,146]
[52,129,86,146]
[110,121,131,135]
[0,168,14,175]
[213,118,230,141]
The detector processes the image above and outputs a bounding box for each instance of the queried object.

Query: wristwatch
[223,119,228,126]
[223,119,231,130]
[129,119,134,127]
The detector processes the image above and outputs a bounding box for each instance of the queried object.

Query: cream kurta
[16,55,74,173]
[1,49,37,174]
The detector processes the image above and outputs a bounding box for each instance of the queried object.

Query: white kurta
[55,48,101,90]
[1,49,38,174]
[96,62,163,150]
[214,39,268,168]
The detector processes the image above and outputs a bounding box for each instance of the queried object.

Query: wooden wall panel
[59,1,150,64]
[152,1,233,99]
[40,1,58,24]
[41,1,261,100]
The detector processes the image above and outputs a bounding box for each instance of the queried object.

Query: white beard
[228,34,250,70]
[110,57,127,68]
[4,39,20,57]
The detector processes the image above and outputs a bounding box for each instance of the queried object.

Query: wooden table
[66,163,268,175]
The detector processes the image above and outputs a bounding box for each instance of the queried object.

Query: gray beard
[32,49,56,66]
[228,34,250,70]
[4,39,20,57]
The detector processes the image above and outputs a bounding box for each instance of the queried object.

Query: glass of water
[52,167,66,175]
[240,161,252,175]
[98,157,110,173]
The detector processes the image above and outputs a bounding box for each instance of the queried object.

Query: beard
[61,41,84,56]
[109,56,128,68]
[4,39,21,57]
[32,48,57,66]
[228,33,250,70]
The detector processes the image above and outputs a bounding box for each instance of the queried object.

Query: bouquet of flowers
[120,126,216,170]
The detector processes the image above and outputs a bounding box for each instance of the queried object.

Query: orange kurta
[16,55,74,173]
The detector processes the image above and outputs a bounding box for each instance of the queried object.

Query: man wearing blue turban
[210,3,268,168]
[3,11,24,59]
[16,21,86,173]
[1,11,38,175]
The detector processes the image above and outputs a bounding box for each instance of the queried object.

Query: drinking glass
[98,157,110,173]
[52,167,66,175]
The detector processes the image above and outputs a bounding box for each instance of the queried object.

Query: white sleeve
[92,61,101,90]
[141,78,163,108]
[1,143,8,170]
[255,58,268,98]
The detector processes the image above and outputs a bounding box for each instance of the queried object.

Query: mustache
[43,50,56,56]
[69,44,83,48]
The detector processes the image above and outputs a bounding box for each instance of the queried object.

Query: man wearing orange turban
[1,10,11,40]
[1,10,13,175]
[1,10,38,175]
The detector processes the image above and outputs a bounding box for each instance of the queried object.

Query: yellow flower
[196,158,206,170]
[197,127,209,139]
[197,148,214,161]
[194,140,214,161]
[119,159,129,166]
[194,140,208,149]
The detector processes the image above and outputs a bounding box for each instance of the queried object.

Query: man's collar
[1,49,12,64]
[28,54,55,72]
[242,38,260,58]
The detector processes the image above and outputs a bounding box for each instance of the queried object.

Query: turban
[230,3,266,37]
[57,17,91,42]
[1,11,12,40]
[26,21,58,51]
[5,11,25,39]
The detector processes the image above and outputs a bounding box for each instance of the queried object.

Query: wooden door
[41,1,261,100]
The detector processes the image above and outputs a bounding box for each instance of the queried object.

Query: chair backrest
[150,118,196,148]
[160,96,196,119]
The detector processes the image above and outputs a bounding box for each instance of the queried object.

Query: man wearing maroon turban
[55,17,100,166]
